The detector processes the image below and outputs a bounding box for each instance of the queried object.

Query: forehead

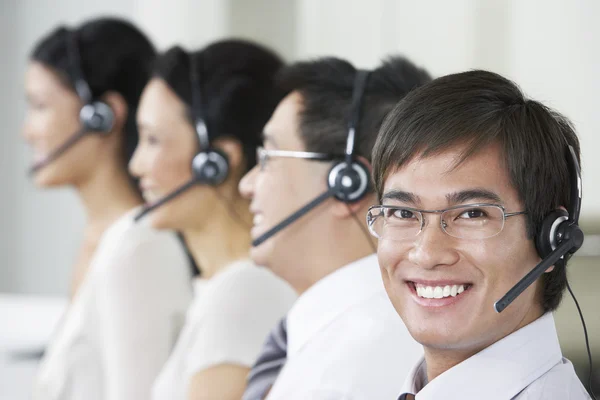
[138,78,188,127]
[263,91,305,150]
[383,144,520,206]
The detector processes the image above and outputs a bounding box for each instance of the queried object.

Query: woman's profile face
[130,78,224,230]
[23,62,106,187]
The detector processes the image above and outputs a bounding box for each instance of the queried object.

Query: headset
[328,70,372,203]
[188,54,230,185]
[252,70,372,247]
[135,52,231,221]
[30,28,115,174]
[495,144,584,312]
[495,145,596,399]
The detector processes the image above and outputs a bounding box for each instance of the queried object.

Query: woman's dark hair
[153,39,285,173]
[30,17,156,183]
[372,70,581,312]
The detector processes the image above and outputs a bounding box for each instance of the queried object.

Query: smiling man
[370,70,591,399]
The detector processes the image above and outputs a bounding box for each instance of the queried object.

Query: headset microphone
[494,228,583,313]
[29,127,87,175]
[134,179,196,222]
[252,187,337,247]
[494,145,584,313]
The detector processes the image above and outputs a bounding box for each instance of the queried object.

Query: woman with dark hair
[23,17,193,400]
[128,40,296,400]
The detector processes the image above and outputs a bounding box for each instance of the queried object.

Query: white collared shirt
[400,313,591,399]
[266,254,423,400]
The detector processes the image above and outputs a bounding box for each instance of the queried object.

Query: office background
[0,0,598,390]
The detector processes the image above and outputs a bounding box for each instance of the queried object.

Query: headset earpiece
[535,209,569,262]
[192,147,229,185]
[79,101,114,133]
[328,158,370,203]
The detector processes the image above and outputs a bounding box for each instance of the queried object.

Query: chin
[249,241,272,268]
[33,169,69,188]
[407,322,462,348]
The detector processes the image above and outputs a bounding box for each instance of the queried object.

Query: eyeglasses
[366,203,527,241]
[256,146,342,170]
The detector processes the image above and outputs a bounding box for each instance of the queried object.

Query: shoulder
[321,292,421,372]
[92,208,192,288]
[346,291,411,339]
[182,262,296,371]
[203,261,296,316]
[100,208,185,256]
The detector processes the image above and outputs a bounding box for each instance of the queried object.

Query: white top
[152,260,297,400]
[400,312,590,399]
[32,208,194,400]
[266,254,423,400]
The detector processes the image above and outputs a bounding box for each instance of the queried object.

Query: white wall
[0,0,20,292]
[508,0,600,217]
[2,0,600,297]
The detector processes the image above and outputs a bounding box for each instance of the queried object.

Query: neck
[75,158,142,230]
[293,213,376,294]
[422,305,545,383]
[183,195,252,279]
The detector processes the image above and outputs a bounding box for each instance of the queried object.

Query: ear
[101,91,128,133]
[213,137,244,174]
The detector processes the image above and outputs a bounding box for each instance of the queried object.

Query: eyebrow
[381,190,420,205]
[446,189,503,205]
[381,188,503,206]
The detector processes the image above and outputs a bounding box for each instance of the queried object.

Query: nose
[128,143,144,179]
[407,214,460,270]
[238,165,258,200]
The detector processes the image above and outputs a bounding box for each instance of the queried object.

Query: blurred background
[1,0,599,397]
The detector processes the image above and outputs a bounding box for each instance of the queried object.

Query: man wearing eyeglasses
[370,70,591,399]
[238,57,431,399]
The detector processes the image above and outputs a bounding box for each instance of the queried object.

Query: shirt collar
[400,312,563,400]
[287,254,384,355]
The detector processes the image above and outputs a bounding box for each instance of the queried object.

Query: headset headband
[345,69,370,166]
[189,53,211,151]
[66,29,93,104]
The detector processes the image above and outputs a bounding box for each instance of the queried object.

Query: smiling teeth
[416,284,467,299]
[253,215,263,225]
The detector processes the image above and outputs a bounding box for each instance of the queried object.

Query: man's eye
[386,208,416,219]
[457,209,487,219]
